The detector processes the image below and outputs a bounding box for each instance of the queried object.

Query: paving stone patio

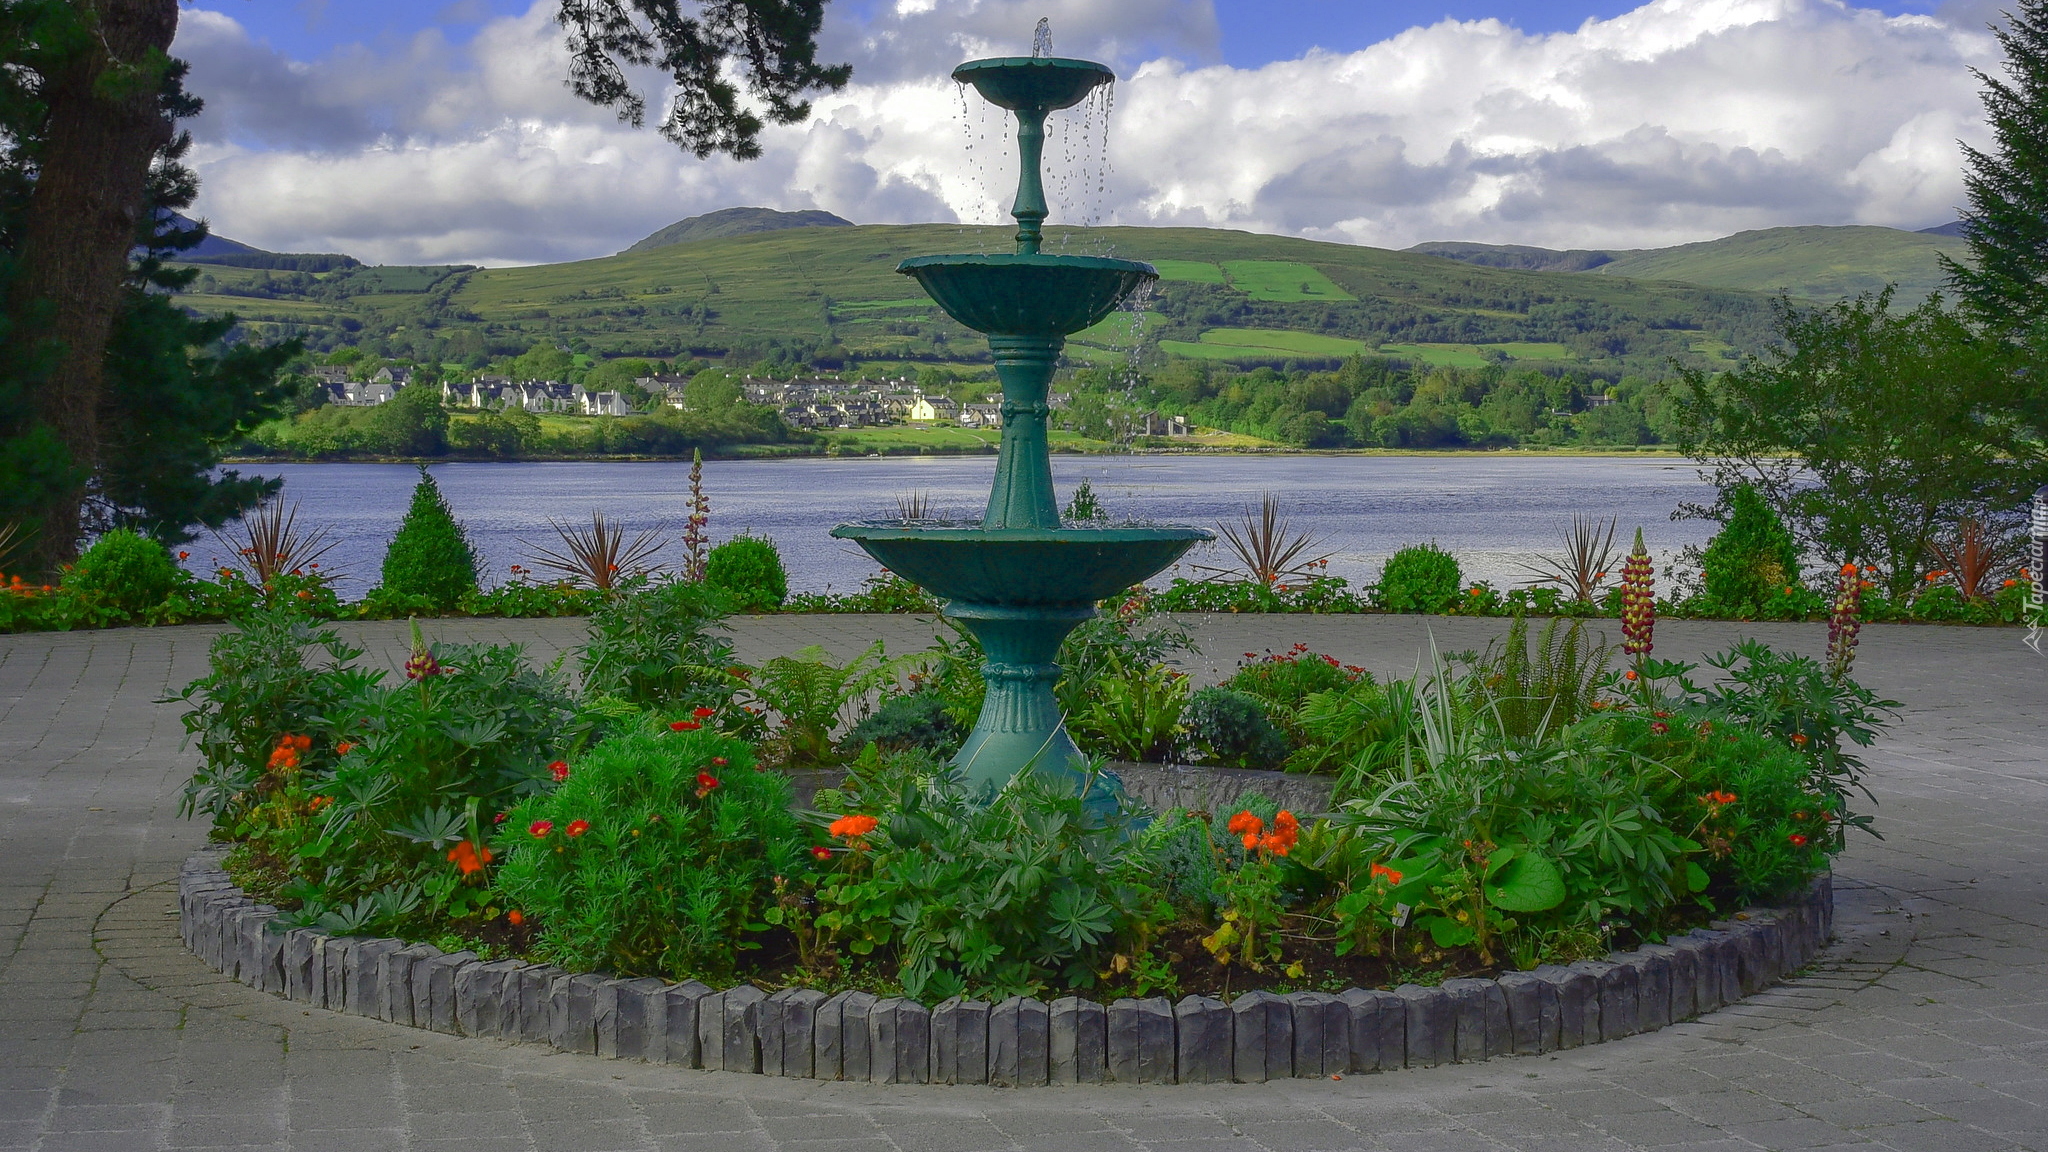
[0,612,2043,1150]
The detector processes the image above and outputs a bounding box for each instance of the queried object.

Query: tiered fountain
[832,51,1211,799]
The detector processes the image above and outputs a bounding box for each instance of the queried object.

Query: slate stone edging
[178,850,1832,1086]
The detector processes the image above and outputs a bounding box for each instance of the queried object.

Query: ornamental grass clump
[493,726,805,979]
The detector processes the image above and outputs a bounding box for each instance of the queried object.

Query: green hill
[1408,225,1965,304]
[620,206,853,254]
[175,222,1804,376]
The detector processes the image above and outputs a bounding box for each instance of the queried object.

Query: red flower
[493,811,508,824]
[177,550,189,561]
[711,757,728,767]
[1789,833,1809,847]
[811,846,833,861]
[1651,721,1669,735]
[548,760,570,782]
[528,820,554,838]
[670,720,701,731]
[696,772,720,790]
[693,706,716,719]
[336,741,355,755]
[565,819,590,837]
[506,909,524,926]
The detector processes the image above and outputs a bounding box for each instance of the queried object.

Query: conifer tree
[379,466,479,610]
[1946,0,2048,335]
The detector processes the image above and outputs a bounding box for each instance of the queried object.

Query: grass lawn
[1159,327,1374,361]
[1150,259,1228,284]
[1219,261,1358,303]
[1378,341,1573,367]
[821,426,1112,453]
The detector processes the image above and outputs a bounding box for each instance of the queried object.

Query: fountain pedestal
[831,53,1211,798]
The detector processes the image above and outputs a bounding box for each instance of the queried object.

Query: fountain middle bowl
[830,521,1212,607]
[899,254,1157,337]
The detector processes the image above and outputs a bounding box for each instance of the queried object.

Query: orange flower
[1369,862,1404,885]
[1791,732,1810,746]
[1226,811,1262,837]
[336,741,355,755]
[829,814,879,840]
[506,909,524,926]
[1623,669,1638,681]
[565,819,590,837]
[446,840,494,876]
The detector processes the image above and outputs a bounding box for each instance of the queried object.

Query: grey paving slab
[1,614,2045,1150]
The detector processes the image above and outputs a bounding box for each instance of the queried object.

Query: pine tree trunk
[11,0,180,571]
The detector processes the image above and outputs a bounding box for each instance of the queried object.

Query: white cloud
[175,0,1991,266]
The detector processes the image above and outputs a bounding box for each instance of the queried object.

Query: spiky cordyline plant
[1191,493,1333,587]
[895,490,932,519]
[214,500,341,583]
[1519,515,1619,606]
[0,521,27,576]
[1924,515,2024,601]
[525,512,669,592]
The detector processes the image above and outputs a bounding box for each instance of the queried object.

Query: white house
[960,403,1003,429]
[580,390,633,417]
[909,395,959,422]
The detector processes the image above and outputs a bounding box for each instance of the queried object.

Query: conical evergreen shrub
[1700,484,1801,615]
[379,465,479,610]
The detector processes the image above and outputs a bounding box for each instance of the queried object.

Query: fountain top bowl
[898,253,1157,337]
[952,56,1114,113]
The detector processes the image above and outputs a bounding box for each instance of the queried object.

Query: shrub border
[179,849,1832,1085]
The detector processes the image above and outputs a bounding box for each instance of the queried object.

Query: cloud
[176,0,1992,265]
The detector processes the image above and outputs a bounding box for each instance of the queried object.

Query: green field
[1157,328,1376,361]
[1220,261,1357,303]
[1595,226,1964,303]
[1071,310,1161,348]
[1150,260,1228,284]
[1377,342,1574,367]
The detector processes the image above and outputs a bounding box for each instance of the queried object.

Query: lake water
[203,456,1719,598]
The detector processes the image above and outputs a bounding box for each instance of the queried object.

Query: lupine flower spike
[1620,528,1655,662]
[1826,562,1863,684]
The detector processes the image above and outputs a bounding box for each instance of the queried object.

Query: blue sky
[177,0,1987,265]
[214,0,1951,68]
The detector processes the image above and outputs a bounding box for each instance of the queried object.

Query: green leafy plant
[1182,687,1289,771]
[750,641,916,768]
[378,465,480,611]
[704,534,788,611]
[1376,543,1463,613]
[811,768,1162,999]
[64,528,180,620]
[1465,615,1614,739]
[841,692,963,758]
[494,727,804,978]
[577,579,741,710]
[1068,655,1190,763]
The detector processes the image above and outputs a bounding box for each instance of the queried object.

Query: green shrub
[704,534,788,611]
[1376,543,1463,613]
[578,579,739,710]
[841,692,963,757]
[813,770,1161,999]
[379,466,479,610]
[65,528,179,619]
[1067,656,1190,763]
[494,727,805,978]
[1700,484,1802,615]
[1182,687,1289,770]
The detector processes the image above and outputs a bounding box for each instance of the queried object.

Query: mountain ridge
[620,206,855,255]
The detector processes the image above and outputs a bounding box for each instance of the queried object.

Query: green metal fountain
[831,51,1211,798]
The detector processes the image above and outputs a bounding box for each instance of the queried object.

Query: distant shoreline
[220,448,1695,467]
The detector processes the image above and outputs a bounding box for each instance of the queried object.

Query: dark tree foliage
[1946,0,2048,337]
[555,0,851,160]
[1674,292,2040,598]
[0,3,298,567]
